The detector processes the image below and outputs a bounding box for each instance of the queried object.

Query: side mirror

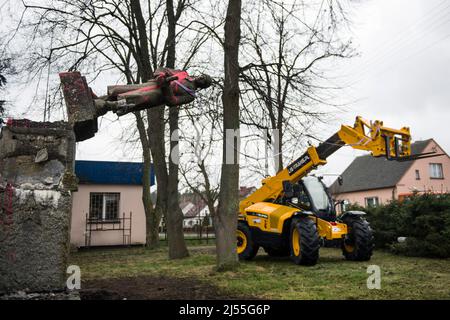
[338,176,344,186]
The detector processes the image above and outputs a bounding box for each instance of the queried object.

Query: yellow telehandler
[237,116,436,265]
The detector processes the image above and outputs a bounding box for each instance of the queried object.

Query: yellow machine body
[242,202,348,240]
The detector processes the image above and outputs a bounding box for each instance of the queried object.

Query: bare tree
[0,41,16,115]
[240,0,353,174]
[215,0,242,271]
[127,0,162,250]
[163,0,189,259]
[179,90,223,219]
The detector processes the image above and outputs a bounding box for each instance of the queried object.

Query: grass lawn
[70,245,450,300]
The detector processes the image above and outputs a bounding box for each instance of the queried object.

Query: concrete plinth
[0,121,77,293]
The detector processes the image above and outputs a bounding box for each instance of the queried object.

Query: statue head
[194,74,213,89]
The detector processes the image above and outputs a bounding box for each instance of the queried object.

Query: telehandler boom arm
[239,116,418,215]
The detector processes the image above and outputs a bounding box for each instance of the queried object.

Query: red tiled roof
[180,186,256,219]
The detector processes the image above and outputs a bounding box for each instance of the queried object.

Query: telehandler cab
[237,116,434,265]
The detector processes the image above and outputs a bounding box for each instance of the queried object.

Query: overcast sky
[315,0,450,184]
[1,0,449,187]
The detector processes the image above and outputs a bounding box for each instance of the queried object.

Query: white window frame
[365,197,379,208]
[89,193,120,221]
[429,163,444,179]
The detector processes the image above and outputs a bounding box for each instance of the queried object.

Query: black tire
[237,222,259,260]
[342,217,374,261]
[264,246,290,257]
[290,217,320,266]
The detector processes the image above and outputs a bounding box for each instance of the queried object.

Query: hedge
[346,194,450,258]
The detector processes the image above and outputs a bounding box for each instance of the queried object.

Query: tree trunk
[131,0,188,259]
[167,106,189,259]
[164,0,189,259]
[273,125,284,173]
[135,111,161,248]
[130,0,166,249]
[147,106,169,239]
[215,0,242,271]
[130,0,153,81]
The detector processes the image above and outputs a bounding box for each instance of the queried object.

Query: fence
[159,217,216,243]
[84,212,132,247]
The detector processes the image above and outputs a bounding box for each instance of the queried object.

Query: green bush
[347,194,450,258]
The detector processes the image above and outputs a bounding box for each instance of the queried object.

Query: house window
[415,170,420,180]
[429,163,444,179]
[89,193,120,221]
[365,197,379,208]
[341,200,349,212]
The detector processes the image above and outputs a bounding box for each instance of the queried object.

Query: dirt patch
[0,290,80,300]
[81,276,247,300]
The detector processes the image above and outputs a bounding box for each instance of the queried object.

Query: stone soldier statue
[59,68,212,141]
[94,68,213,117]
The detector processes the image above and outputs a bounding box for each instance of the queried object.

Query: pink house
[70,161,154,248]
[330,139,450,208]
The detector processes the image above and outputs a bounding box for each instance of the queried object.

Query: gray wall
[0,123,77,293]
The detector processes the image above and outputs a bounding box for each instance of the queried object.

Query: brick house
[330,139,450,208]
[181,195,211,228]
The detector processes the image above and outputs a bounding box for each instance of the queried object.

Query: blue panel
[75,161,155,186]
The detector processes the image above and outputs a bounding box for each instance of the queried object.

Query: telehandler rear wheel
[342,217,374,261]
[290,217,320,266]
[237,222,259,260]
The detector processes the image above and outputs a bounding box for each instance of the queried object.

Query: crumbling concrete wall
[0,122,77,293]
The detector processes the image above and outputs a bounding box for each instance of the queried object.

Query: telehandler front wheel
[290,217,320,266]
[342,217,374,261]
[237,222,259,260]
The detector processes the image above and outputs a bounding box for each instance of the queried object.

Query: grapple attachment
[339,116,442,161]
